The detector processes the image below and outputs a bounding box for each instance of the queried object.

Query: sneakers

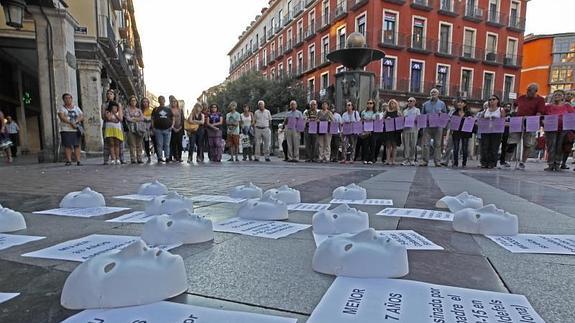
[401,161,410,166]
[500,161,511,168]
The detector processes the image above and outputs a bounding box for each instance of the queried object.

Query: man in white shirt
[253,100,272,161]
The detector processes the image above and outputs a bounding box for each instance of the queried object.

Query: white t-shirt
[58,105,83,132]
[254,109,272,128]
[342,111,360,123]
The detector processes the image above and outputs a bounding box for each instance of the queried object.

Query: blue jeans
[154,128,171,160]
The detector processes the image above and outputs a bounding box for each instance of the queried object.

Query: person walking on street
[304,100,319,162]
[125,96,144,163]
[542,90,574,171]
[152,96,174,163]
[420,88,447,166]
[5,116,19,158]
[253,100,272,162]
[57,93,84,166]
[284,100,303,162]
[402,97,420,166]
[513,83,546,169]
[226,101,241,162]
[240,104,254,161]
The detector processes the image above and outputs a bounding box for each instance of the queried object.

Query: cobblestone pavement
[0,156,574,322]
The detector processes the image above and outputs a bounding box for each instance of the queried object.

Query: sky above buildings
[133,0,574,108]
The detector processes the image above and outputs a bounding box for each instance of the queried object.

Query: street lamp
[1,0,26,29]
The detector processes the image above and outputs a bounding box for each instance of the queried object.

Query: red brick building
[228,0,527,105]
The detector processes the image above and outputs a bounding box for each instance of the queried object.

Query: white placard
[113,194,165,201]
[191,195,247,204]
[0,234,45,251]
[33,207,130,218]
[313,230,443,250]
[22,234,181,262]
[486,234,575,255]
[213,217,310,239]
[287,203,331,212]
[307,277,544,323]
[106,211,157,224]
[330,199,393,206]
[377,208,454,222]
[62,301,298,323]
[0,293,19,304]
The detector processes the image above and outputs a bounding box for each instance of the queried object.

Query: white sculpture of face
[60,240,187,309]
[0,204,26,233]
[237,195,288,221]
[145,192,194,215]
[435,192,483,212]
[312,204,369,234]
[229,182,263,199]
[59,187,106,208]
[137,180,169,196]
[141,210,214,245]
[453,204,518,236]
[332,183,367,200]
[312,228,408,278]
[263,185,301,205]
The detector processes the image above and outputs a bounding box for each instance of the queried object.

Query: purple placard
[404,115,416,128]
[329,122,340,134]
[287,117,297,130]
[428,113,440,128]
[544,114,559,132]
[416,114,428,129]
[491,118,506,133]
[525,116,541,132]
[477,118,490,134]
[438,113,450,128]
[353,121,364,134]
[395,117,405,130]
[461,117,476,133]
[308,121,318,134]
[363,121,374,132]
[449,115,463,131]
[342,123,353,135]
[384,118,395,132]
[296,118,306,132]
[319,121,328,134]
[509,117,523,133]
[563,113,575,131]
[374,119,384,133]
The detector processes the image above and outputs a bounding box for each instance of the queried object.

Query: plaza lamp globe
[1,0,26,29]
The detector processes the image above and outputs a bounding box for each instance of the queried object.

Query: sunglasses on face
[489,98,497,101]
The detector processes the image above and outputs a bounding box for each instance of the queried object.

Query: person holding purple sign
[371,102,387,164]
[341,101,360,164]
[382,99,403,165]
[451,99,473,168]
[317,101,334,163]
[420,88,447,167]
[284,100,303,162]
[360,100,377,164]
[512,83,546,169]
[401,97,420,166]
[330,105,343,162]
[480,95,506,169]
[304,100,319,162]
[542,90,575,171]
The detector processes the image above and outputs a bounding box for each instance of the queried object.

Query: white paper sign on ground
[213,217,310,239]
[113,194,165,201]
[486,234,575,255]
[377,208,454,222]
[33,207,130,218]
[62,301,298,323]
[330,199,393,206]
[313,230,443,250]
[22,234,181,262]
[0,293,19,304]
[307,277,544,323]
[0,234,45,251]
[106,211,157,224]
[191,195,246,204]
[287,203,331,212]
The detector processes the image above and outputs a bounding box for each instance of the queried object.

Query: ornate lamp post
[1,0,26,29]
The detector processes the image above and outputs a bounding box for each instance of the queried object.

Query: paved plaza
[0,158,574,322]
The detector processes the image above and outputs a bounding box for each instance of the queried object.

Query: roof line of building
[525,32,575,43]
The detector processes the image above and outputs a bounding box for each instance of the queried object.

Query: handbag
[184,119,199,133]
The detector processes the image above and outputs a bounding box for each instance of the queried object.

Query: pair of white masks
[436,192,483,212]
[145,192,194,215]
[312,204,368,234]
[263,185,301,205]
[237,195,288,220]
[453,204,519,236]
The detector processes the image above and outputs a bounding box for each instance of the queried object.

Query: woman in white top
[480,94,506,169]
[240,104,254,161]
[341,101,360,164]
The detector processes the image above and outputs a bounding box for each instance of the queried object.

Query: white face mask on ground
[312,204,369,235]
[60,240,187,309]
[230,182,263,199]
[145,192,194,215]
[263,185,301,205]
[137,180,169,196]
[237,195,288,221]
[332,183,367,200]
[312,228,409,278]
[59,187,106,208]
[453,204,519,236]
[435,192,483,213]
[0,204,26,233]
[141,210,214,245]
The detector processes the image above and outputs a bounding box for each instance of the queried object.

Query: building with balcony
[227,0,526,107]
[0,0,145,161]
[520,33,575,97]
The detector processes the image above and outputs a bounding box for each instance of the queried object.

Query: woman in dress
[382,99,403,165]
[104,101,125,165]
[125,96,144,163]
[101,89,124,164]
